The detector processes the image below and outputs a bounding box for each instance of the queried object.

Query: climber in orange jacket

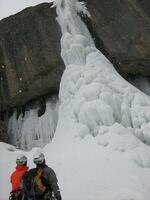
[10,154,29,199]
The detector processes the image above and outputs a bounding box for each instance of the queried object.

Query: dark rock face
[85,0,150,77]
[127,75,150,96]
[0,3,64,112]
[0,120,8,142]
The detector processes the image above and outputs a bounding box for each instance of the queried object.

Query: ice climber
[10,154,29,200]
[22,151,62,200]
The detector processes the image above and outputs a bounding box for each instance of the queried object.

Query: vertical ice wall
[7,97,59,150]
[52,0,150,145]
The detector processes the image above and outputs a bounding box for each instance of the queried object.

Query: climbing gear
[34,168,46,192]
[22,167,50,199]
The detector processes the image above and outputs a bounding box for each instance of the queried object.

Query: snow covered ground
[1,0,150,200]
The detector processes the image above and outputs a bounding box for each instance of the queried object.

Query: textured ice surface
[7,97,59,150]
[58,14,150,144]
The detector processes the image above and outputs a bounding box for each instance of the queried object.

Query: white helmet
[33,152,45,164]
[16,154,27,166]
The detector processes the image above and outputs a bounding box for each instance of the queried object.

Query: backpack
[22,168,50,198]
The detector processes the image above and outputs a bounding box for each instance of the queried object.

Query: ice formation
[51,1,150,198]
[53,0,150,145]
[7,97,59,150]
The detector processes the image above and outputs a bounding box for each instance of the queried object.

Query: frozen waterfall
[6,0,150,150]
[52,0,150,146]
[7,96,59,150]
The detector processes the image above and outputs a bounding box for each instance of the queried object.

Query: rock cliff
[85,0,150,77]
[0,3,64,112]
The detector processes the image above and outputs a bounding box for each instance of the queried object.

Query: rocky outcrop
[85,0,150,77]
[0,3,64,112]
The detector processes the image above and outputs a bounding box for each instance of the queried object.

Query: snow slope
[1,0,150,200]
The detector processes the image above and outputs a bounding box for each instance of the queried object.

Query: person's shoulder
[29,167,37,174]
[11,170,17,177]
[23,168,37,177]
[28,167,36,172]
[44,165,52,170]
[44,165,55,173]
